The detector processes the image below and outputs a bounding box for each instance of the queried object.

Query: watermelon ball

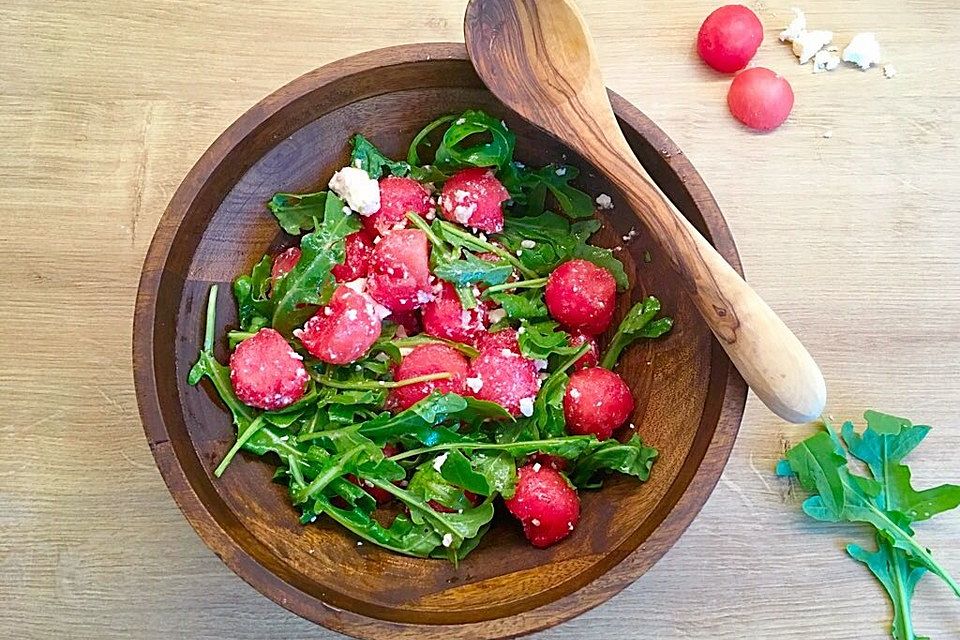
[545,259,617,336]
[364,176,434,237]
[270,246,301,281]
[366,228,432,312]
[563,367,634,441]
[229,328,309,410]
[504,464,580,548]
[727,67,795,131]
[467,330,540,416]
[347,443,400,505]
[331,232,374,282]
[387,343,469,412]
[567,331,599,371]
[697,5,764,73]
[478,327,522,354]
[439,167,509,233]
[422,281,490,346]
[294,285,383,365]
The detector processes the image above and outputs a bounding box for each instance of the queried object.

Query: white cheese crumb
[530,518,541,526]
[792,30,833,64]
[812,48,841,73]
[555,167,566,176]
[487,308,507,324]
[779,8,806,43]
[373,304,392,320]
[343,278,366,293]
[883,64,897,79]
[533,359,549,371]
[621,228,638,243]
[595,193,613,210]
[518,397,535,417]
[328,166,380,215]
[415,289,435,304]
[345,309,358,321]
[532,463,542,473]
[441,533,453,547]
[357,540,363,546]
[570,388,581,400]
[520,239,536,249]
[822,130,833,139]
[398,347,414,357]
[501,348,515,357]
[465,376,484,393]
[842,33,882,70]
[432,452,449,472]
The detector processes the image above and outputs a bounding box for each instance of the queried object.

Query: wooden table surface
[2,1,958,638]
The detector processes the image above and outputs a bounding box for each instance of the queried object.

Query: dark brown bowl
[133,43,746,639]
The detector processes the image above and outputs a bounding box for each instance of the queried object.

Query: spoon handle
[593,141,825,423]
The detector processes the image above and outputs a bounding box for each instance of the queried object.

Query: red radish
[229,328,309,410]
[271,246,301,281]
[387,343,469,411]
[545,259,617,336]
[467,333,539,416]
[331,232,374,282]
[347,444,400,505]
[504,464,580,548]
[366,228,432,312]
[422,281,489,346]
[364,176,433,237]
[294,285,382,365]
[563,367,634,441]
[567,332,599,371]
[430,490,481,513]
[697,5,764,73]
[727,67,794,131]
[439,167,509,233]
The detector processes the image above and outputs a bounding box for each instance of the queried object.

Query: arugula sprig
[600,297,674,369]
[779,411,960,640]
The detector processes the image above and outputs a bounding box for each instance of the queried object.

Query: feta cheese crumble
[520,239,536,249]
[812,48,841,73]
[441,533,453,547]
[882,64,897,79]
[465,376,484,393]
[842,33,881,70]
[432,452,449,472]
[595,193,613,210]
[343,278,366,293]
[518,397,535,417]
[328,166,380,215]
[792,29,833,64]
[778,8,806,43]
[487,308,506,324]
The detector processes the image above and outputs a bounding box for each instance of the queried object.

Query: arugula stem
[406,212,451,260]
[391,336,479,358]
[214,414,266,477]
[203,284,219,352]
[553,343,591,377]
[294,445,365,503]
[407,114,457,166]
[288,454,306,488]
[314,372,452,390]
[388,435,594,461]
[481,277,548,297]
[436,221,539,279]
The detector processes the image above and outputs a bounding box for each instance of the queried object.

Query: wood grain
[1,1,959,639]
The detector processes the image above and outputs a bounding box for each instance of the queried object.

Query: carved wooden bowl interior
[133,43,747,640]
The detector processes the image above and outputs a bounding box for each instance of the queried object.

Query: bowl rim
[133,42,747,640]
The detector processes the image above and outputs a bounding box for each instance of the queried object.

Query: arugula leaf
[233,256,274,332]
[527,343,590,439]
[517,320,578,361]
[472,452,518,498]
[568,435,659,489]
[350,134,411,179]
[270,193,361,334]
[488,290,548,320]
[430,110,516,171]
[267,192,328,235]
[437,450,491,496]
[600,297,674,369]
[781,412,960,640]
[501,163,594,219]
[433,252,515,287]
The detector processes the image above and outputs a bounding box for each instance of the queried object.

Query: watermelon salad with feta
[188,110,674,561]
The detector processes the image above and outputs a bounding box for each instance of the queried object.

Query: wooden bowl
[133,43,746,639]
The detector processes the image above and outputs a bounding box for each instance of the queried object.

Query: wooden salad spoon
[464,0,826,423]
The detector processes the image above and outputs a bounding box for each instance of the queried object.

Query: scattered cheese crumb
[533,359,549,371]
[520,239,536,249]
[778,8,806,43]
[822,130,833,139]
[433,452,449,472]
[570,388,581,400]
[466,376,484,393]
[441,533,453,547]
[842,33,882,70]
[883,64,897,79]
[530,518,541,526]
[621,228,638,243]
[792,30,834,64]
[328,166,380,214]
[555,167,566,176]
[487,308,506,324]
[518,397,535,417]
[812,48,841,73]
[532,463,542,473]
[357,541,363,546]
[343,278,366,293]
[595,193,613,210]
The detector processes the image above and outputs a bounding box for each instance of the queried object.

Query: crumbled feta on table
[842,33,882,70]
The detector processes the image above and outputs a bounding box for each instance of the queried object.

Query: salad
[188,110,673,561]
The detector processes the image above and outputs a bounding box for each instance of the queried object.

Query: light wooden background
[2,1,958,638]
